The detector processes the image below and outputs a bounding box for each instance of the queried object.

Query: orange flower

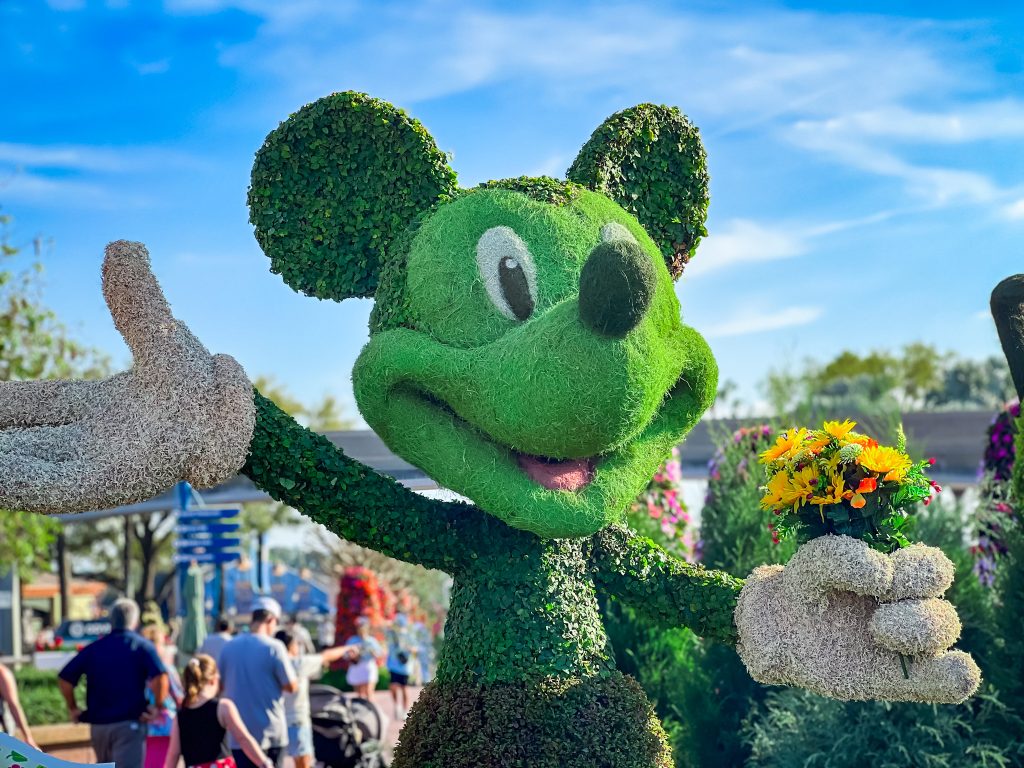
[759,428,809,464]
[850,493,867,509]
[850,435,878,449]
[856,477,878,494]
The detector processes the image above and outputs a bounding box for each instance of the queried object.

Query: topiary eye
[476,226,538,322]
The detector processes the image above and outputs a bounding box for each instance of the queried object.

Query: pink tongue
[517,454,596,491]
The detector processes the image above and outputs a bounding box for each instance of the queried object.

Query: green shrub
[15,667,77,726]
[744,689,1018,768]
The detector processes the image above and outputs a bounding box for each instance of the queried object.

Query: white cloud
[702,305,823,339]
[793,102,1024,144]
[0,143,201,173]
[685,219,807,278]
[0,172,149,209]
[1002,199,1024,220]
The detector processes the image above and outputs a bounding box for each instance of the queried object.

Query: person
[164,655,272,768]
[218,597,297,768]
[141,623,184,768]
[385,613,415,719]
[198,617,235,666]
[274,629,357,768]
[0,661,38,749]
[343,617,382,701]
[316,616,335,651]
[58,598,170,768]
[285,615,315,655]
[411,613,434,686]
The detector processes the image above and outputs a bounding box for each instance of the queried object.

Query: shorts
[389,671,409,686]
[346,659,379,687]
[287,722,314,758]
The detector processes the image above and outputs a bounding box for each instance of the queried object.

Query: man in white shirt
[198,616,234,665]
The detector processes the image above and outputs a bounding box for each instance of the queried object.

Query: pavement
[370,685,423,760]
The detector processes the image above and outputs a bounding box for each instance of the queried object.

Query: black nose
[578,239,656,338]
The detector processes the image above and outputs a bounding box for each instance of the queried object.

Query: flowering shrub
[334,566,383,658]
[759,420,937,553]
[972,400,1019,585]
[628,446,694,559]
[701,424,789,572]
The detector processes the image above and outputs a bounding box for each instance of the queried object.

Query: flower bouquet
[758,420,938,554]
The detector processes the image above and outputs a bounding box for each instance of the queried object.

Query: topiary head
[249,92,717,539]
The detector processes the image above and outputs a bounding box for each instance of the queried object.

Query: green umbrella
[178,563,207,656]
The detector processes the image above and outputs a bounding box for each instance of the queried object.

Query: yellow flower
[810,472,846,506]
[759,428,809,464]
[858,445,911,482]
[822,419,857,441]
[786,466,819,506]
[760,466,818,511]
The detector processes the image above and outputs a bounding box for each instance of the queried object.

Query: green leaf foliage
[393,674,673,768]
[248,91,458,301]
[567,103,709,277]
[245,393,749,765]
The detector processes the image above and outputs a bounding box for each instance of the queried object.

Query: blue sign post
[173,482,242,615]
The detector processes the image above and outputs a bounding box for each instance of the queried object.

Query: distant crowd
[0,595,433,768]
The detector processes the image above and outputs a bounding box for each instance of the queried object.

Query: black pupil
[498,257,534,321]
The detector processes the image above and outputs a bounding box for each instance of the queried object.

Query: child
[274,630,357,768]
[164,655,273,768]
[344,617,383,701]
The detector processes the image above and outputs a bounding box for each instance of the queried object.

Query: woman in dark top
[164,655,272,768]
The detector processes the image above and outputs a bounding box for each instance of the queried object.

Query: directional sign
[178,508,240,522]
[174,552,240,565]
[175,538,242,552]
[176,522,241,536]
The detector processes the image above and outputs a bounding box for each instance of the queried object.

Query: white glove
[735,534,981,704]
[0,241,255,513]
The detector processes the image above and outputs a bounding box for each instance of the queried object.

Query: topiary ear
[248,91,458,300]
[567,104,709,278]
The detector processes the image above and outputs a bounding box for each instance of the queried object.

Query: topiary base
[392,671,673,768]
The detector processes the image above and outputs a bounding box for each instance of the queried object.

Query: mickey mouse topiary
[0,92,981,767]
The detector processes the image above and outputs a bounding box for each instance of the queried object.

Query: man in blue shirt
[220,596,297,768]
[58,598,169,768]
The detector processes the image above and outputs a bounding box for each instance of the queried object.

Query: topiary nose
[578,239,656,338]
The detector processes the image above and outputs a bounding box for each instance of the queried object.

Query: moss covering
[567,103,710,277]
[393,673,673,768]
[248,91,458,301]
[242,93,737,766]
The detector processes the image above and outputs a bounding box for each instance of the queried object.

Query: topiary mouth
[516,454,596,491]
[393,374,696,495]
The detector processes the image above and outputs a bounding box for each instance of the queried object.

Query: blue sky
[2,0,1022,420]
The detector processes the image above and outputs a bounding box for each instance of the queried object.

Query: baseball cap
[252,596,282,619]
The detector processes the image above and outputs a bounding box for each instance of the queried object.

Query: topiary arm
[591,523,743,644]
[243,389,479,573]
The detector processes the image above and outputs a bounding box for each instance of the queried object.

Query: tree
[764,344,1013,418]
[0,209,110,580]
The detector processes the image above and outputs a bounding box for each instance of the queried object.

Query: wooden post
[123,515,133,597]
[57,532,71,624]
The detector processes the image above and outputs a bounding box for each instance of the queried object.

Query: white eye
[600,222,639,245]
[476,226,538,321]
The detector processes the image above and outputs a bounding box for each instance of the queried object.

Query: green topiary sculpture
[0,92,981,767]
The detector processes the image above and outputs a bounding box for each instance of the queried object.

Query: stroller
[309,684,390,768]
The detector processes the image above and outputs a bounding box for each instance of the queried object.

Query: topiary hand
[0,240,255,514]
[734,534,981,704]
